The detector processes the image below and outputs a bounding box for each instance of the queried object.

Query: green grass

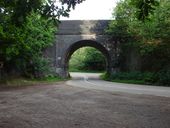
[100,72,154,85]
[0,76,67,88]
[110,79,146,85]
[32,76,66,82]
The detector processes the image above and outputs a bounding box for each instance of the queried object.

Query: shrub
[156,68,170,86]
[69,47,106,72]
[102,71,156,85]
[0,12,56,78]
[25,57,54,78]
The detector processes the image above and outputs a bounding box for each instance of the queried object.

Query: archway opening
[69,46,106,73]
[64,40,111,77]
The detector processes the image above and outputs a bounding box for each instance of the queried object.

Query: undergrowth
[0,75,66,87]
[101,71,170,86]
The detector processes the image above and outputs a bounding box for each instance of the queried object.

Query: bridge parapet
[57,20,111,35]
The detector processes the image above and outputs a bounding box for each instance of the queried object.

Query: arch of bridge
[64,40,111,76]
[45,20,120,78]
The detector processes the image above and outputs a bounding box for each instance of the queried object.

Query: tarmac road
[67,72,170,97]
[0,73,170,128]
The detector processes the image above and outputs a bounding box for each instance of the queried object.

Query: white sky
[60,0,118,20]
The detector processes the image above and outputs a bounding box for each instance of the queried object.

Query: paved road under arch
[67,72,170,97]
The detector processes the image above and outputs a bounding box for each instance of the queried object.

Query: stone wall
[45,20,142,78]
[54,20,120,77]
[58,20,110,35]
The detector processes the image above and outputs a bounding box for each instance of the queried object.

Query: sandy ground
[0,82,170,128]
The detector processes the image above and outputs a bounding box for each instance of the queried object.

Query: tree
[0,0,85,25]
[132,0,159,21]
[107,0,170,85]
[83,47,106,71]
[0,0,86,78]
[69,47,106,72]
[0,12,57,78]
[0,0,160,25]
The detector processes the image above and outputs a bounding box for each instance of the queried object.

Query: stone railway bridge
[46,20,121,78]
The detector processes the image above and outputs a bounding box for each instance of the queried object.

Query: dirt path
[0,83,170,128]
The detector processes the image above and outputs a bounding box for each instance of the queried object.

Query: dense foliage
[0,0,85,25]
[69,47,106,72]
[0,0,159,26]
[106,0,170,85]
[0,12,56,78]
[132,0,159,21]
[101,71,155,85]
[0,0,85,79]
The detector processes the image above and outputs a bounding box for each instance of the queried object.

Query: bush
[0,12,56,78]
[25,57,54,78]
[69,47,106,72]
[156,68,170,86]
[102,71,155,85]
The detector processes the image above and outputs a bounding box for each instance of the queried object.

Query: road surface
[67,72,170,97]
[0,73,170,128]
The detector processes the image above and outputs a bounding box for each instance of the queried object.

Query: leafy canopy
[0,0,85,25]
[107,0,170,85]
[69,47,106,72]
[0,0,160,25]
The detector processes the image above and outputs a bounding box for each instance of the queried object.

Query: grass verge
[100,72,154,85]
[0,76,68,88]
[108,79,145,85]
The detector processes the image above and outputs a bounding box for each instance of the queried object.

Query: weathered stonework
[46,20,120,78]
